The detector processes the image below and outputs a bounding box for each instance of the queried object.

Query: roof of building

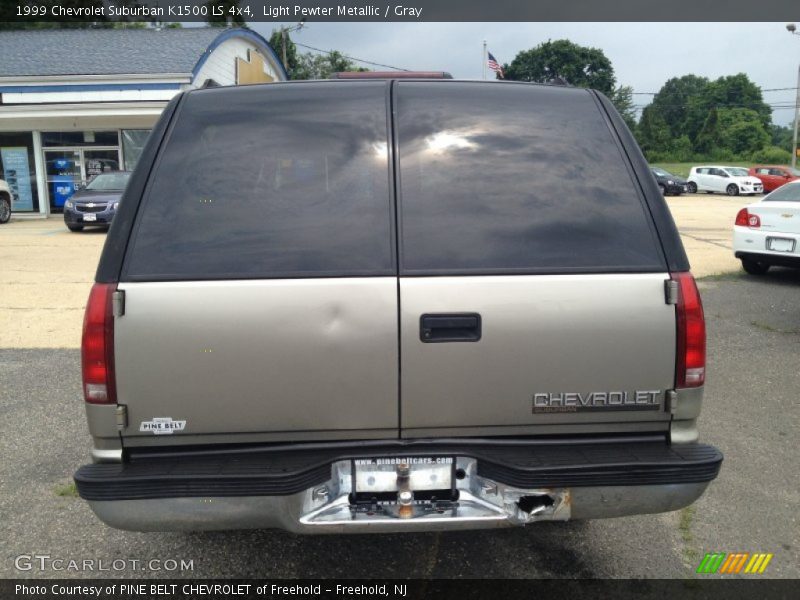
[0,27,270,78]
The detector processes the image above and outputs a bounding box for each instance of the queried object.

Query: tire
[0,196,10,224]
[687,181,697,193]
[726,184,739,196]
[741,258,770,275]
[66,224,83,232]
[658,184,667,196]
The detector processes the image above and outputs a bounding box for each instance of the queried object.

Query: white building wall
[2,89,180,104]
[192,37,283,87]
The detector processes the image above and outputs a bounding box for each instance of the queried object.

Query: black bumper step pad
[476,443,722,488]
[74,439,722,501]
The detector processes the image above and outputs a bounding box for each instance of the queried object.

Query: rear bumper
[75,438,722,533]
[734,226,800,267]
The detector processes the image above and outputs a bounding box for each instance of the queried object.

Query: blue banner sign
[1,147,34,211]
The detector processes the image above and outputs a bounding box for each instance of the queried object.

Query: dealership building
[0,27,287,216]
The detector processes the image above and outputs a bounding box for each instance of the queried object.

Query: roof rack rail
[329,71,454,79]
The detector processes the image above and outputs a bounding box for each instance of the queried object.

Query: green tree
[696,108,769,157]
[293,51,368,80]
[610,85,637,132]
[684,74,771,145]
[769,124,794,153]
[503,39,616,95]
[668,135,694,162]
[639,72,773,158]
[637,105,672,155]
[644,75,709,141]
[269,29,300,78]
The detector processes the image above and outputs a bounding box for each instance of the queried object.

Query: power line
[293,42,411,72]
[632,100,798,110]
[631,86,797,96]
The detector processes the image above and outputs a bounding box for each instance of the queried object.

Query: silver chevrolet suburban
[74,79,721,533]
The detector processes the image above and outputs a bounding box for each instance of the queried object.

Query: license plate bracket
[767,237,795,252]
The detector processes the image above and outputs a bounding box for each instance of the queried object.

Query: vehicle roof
[751,164,792,169]
[184,78,591,97]
[692,165,748,169]
[330,71,454,79]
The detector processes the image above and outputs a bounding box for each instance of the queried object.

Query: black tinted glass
[396,83,664,273]
[764,181,800,202]
[125,82,393,279]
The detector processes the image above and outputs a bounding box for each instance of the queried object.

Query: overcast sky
[248,22,800,126]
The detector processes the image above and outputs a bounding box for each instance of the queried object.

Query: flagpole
[482,40,487,80]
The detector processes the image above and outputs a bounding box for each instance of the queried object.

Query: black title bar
[3,579,798,600]
[3,0,800,23]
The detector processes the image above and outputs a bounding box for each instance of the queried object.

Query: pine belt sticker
[139,417,186,435]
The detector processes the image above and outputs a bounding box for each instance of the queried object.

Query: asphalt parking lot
[1,194,798,579]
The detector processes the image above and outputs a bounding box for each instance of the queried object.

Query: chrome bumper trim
[85,457,709,533]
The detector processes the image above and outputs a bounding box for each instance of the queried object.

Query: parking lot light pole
[788,24,800,169]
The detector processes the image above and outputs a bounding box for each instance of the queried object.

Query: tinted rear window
[124,82,394,280]
[764,181,800,202]
[395,82,664,274]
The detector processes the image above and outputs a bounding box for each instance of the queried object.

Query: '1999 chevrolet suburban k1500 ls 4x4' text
[74,79,721,533]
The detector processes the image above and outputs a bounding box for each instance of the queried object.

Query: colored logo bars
[696,552,774,574]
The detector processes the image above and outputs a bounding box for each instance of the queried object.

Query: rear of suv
[74,80,721,533]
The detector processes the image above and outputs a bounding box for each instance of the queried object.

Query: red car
[749,165,800,193]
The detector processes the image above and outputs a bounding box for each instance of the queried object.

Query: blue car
[63,171,130,232]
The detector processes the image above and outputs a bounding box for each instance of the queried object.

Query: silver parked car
[74,79,721,533]
[0,178,11,224]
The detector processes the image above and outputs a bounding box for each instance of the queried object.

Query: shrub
[669,136,694,162]
[750,146,793,164]
[707,147,740,162]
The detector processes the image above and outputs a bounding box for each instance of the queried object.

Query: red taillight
[735,208,760,228]
[81,283,116,404]
[672,272,706,388]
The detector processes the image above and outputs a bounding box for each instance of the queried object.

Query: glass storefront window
[45,149,81,210]
[122,130,151,171]
[0,132,39,212]
[42,131,120,147]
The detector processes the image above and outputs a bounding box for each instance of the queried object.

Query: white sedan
[688,166,763,196]
[733,181,800,274]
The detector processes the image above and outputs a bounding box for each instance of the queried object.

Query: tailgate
[114,279,399,443]
[400,274,675,436]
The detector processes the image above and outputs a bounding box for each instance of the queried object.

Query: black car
[63,171,131,232]
[650,167,688,196]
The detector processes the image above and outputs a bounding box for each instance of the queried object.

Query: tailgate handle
[420,313,482,343]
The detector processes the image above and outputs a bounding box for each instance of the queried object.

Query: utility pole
[793,63,800,170]
[482,40,487,80]
[788,24,800,169]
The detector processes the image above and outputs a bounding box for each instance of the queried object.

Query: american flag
[487,52,504,78]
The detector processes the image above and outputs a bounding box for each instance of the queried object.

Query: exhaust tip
[517,494,555,515]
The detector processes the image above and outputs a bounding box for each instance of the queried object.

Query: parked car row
[651,164,799,197]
